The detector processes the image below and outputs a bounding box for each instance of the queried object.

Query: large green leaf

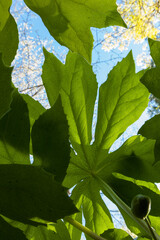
[95,52,149,150]
[0,164,77,224]
[0,0,11,31]
[101,228,132,240]
[0,53,14,118]
[148,38,160,67]
[0,91,30,164]
[0,216,27,240]
[32,96,70,182]
[42,48,64,106]
[0,14,18,66]
[42,50,98,147]
[24,0,126,62]
[61,52,98,146]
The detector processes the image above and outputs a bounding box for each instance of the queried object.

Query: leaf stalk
[64,216,107,240]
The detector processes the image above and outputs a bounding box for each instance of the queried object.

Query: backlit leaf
[24,0,126,62]
[95,52,149,150]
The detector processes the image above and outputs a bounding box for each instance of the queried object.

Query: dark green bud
[131,194,151,219]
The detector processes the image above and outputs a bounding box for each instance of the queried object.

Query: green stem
[64,216,107,240]
[96,176,160,240]
[145,217,157,240]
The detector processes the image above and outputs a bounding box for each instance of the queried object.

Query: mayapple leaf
[148,38,160,67]
[24,0,126,62]
[42,48,64,106]
[0,216,27,240]
[63,148,90,189]
[140,67,160,99]
[101,228,132,240]
[139,114,160,140]
[72,178,113,240]
[0,0,12,31]
[0,53,14,119]
[95,52,149,150]
[140,40,160,98]
[0,14,19,66]
[32,96,70,183]
[61,51,98,146]
[42,50,97,146]
[0,164,77,224]
[0,91,30,164]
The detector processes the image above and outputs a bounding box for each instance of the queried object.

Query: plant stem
[145,217,157,240]
[96,176,160,240]
[64,216,107,240]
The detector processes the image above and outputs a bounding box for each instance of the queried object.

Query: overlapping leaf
[24,0,126,62]
[0,14,18,66]
[0,91,30,164]
[32,96,70,182]
[95,52,149,150]
[0,164,77,224]
[97,135,160,235]
[42,50,98,148]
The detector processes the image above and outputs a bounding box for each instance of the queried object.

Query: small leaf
[0,164,77,224]
[95,52,149,150]
[24,0,126,62]
[139,114,160,164]
[42,48,64,106]
[32,96,70,182]
[140,67,160,99]
[139,114,160,140]
[101,228,132,240]
[0,91,30,164]
[0,53,14,118]
[148,38,160,67]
